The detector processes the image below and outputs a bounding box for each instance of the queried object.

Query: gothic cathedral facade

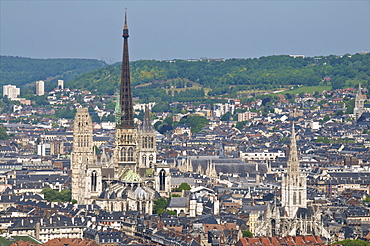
[255,124,330,239]
[71,12,169,214]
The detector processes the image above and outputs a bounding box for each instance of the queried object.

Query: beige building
[36,80,45,96]
[237,111,258,122]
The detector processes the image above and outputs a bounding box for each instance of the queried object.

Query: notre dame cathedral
[254,124,330,239]
[71,12,171,214]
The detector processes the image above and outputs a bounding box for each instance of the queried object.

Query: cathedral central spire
[119,10,134,129]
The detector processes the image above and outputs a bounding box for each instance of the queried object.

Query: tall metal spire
[119,10,134,129]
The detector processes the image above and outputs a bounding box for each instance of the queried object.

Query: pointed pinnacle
[122,9,129,38]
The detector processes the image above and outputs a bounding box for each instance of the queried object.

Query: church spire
[287,123,299,175]
[119,10,134,129]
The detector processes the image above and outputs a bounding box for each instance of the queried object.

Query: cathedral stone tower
[138,106,156,168]
[154,163,171,198]
[354,84,366,120]
[281,124,307,218]
[71,108,102,204]
[113,12,138,179]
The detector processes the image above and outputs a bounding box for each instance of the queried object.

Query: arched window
[159,169,166,191]
[120,148,126,162]
[128,147,134,162]
[293,192,297,205]
[91,170,97,192]
[271,219,276,236]
[149,155,154,161]
[150,137,154,148]
[142,155,147,167]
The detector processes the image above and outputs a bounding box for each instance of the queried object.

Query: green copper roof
[121,169,142,182]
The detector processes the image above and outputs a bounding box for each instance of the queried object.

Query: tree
[336,110,344,116]
[220,112,231,122]
[153,198,168,214]
[345,99,355,114]
[236,121,246,130]
[178,183,191,191]
[166,210,177,215]
[179,115,209,134]
[334,239,370,246]
[363,196,370,203]
[41,188,72,202]
[0,127,9,140]
[242,230,253,238]
[323,115,330,122]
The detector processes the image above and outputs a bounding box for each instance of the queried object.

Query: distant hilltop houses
[161,54,306,62]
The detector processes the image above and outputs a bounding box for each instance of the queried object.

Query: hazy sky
[1,1,369,63]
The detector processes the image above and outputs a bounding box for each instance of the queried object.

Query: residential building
[3,85,20,99]
[36,80,44,96]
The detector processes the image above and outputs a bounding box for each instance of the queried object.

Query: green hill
[0,56,107,92]
[67,53,370,102]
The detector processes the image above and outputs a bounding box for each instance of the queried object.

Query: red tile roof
[236,235,327,246]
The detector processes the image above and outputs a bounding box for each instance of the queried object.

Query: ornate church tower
[114,12,138,179]
[138,106,156,168]
[354,84,366,120]
[281,124,307,218]
[71,108,102,204]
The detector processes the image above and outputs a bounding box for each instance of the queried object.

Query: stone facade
[255,124,330,239]
[71,108,102,204]
[71,12,167,214]
[354,84,367,120]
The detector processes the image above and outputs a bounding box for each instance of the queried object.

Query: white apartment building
[3,84,20,99]
[213,103,235,118]
[36,80,45,96]
[240,149,285,161]
[57,79,64,90]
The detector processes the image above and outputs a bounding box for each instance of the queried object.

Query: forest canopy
[66,53,370,102]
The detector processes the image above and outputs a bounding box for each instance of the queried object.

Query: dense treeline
[67,53,370,102]
[0,56,107,91]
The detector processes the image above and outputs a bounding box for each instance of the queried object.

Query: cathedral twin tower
[71,12,170,213]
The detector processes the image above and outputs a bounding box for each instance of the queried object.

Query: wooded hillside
[0,56,107,90]
[67,53,370,102]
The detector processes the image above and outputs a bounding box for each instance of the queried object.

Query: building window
[142,155,147,166]
[159,169,166,191]
[91,170,97,192]
[128,147,134,162]
[120,148,126,162]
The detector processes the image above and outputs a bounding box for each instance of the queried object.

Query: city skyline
[1,1,369,63]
